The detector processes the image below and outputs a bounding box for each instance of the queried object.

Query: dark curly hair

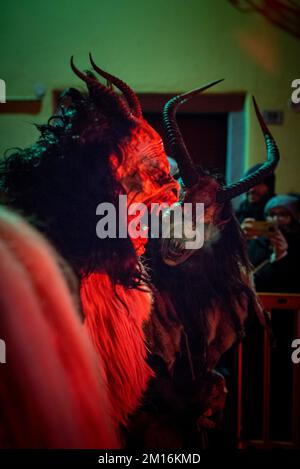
[0,86,147,288]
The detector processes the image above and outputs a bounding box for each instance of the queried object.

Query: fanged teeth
[171,240,184,252]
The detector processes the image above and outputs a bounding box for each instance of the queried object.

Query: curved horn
[163,79,224,188]
[89,53,143,119]
[70,56,133,120]
[216,96,280,203]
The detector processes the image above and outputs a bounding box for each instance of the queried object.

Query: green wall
[1,0,299,192]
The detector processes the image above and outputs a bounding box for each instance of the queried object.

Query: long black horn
[70,56,133,120]
[216,96,279,203]
[89,53,142,118]
[163,79,224,188]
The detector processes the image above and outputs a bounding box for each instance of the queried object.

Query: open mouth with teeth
[161,237,197,266]
[160,222,222,266]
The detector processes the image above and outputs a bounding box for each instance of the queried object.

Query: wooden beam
[138,92,246,114]
[52,89,246,113]
[0,100,42,115]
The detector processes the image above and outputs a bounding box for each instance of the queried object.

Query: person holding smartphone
[242,195,300,292]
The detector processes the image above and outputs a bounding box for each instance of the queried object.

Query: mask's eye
[124,170,143,191]
[150,167,168,181]
[127,170,138,179]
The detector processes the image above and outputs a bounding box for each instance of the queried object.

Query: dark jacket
[247,229,300,293]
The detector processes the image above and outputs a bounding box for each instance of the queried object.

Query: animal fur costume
[0,58,279,447]
[0,56,179,436]
[0,206,117,448]
[126,88,280,447]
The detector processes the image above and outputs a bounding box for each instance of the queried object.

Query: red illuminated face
[111,120,180,255]
[114,120,179,205]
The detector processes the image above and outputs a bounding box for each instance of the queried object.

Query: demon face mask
[71,55,179,255]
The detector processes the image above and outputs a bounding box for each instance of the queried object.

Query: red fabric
[81,273,154,426]
[0,208,118,448]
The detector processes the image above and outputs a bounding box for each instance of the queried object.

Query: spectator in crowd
[288,192,300,221]
[242,195,300,293]
[236,163,276,223]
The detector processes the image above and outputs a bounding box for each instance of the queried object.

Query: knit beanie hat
[264,195,299,220]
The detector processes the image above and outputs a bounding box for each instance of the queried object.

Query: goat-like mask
[71,55,179,255]
[160,82,280,266]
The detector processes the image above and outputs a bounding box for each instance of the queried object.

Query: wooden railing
[236,293,300,449]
